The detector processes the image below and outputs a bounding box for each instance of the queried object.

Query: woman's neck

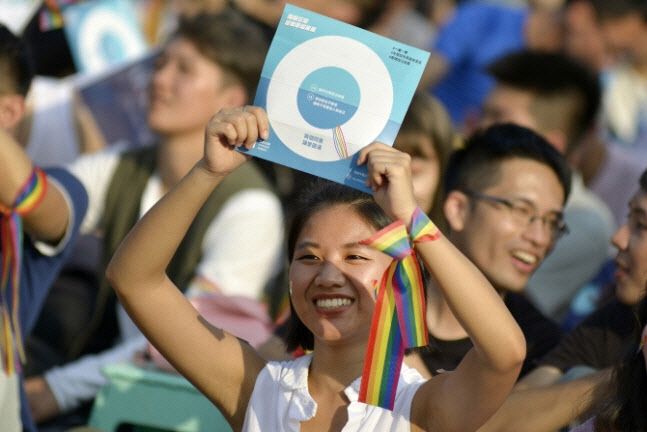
[309,337,367,391]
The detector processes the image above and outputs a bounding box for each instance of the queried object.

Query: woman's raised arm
[358,142,526,432]
[106,106,269,431]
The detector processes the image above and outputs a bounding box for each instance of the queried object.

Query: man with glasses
[417,123,571,378]
[474,167,647,431]
[481,50,616,322]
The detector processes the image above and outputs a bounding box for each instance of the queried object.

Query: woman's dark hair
[284,179,392,352]
[594,296,647,431]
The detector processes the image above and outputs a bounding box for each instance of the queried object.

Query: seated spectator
[520,167,647,388]
[420,123,570,378]
[418,0,563,129]
[481,49,616,322]
[475,166,647,431]
[23,9,285,430]
[572,296,647,432]
[392,90,458,231]
[0,24,88,432]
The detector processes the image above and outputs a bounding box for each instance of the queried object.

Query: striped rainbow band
[1,167,48,375]
[358,207,437,409]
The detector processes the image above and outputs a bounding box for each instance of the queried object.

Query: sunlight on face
[147,37,229,136]
[289,205,393,346]
[452,158,565,293]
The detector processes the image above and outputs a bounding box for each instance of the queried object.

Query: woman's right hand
[201,106,269,177]
[357,142,419,224]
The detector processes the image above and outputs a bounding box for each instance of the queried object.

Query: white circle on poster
[266,35,393,162]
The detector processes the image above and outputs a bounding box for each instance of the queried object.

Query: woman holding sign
[106,106,525,431]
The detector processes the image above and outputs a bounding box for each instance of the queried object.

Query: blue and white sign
[63,0,148,74]
[241,4,429,193]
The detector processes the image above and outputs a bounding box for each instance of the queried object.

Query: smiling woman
[106,106,527,432]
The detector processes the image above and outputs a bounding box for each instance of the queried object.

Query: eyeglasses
[464,189,569,241]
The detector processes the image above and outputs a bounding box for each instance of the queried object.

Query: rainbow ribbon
[1,168,47,374]
[332,126,349,159]
[358,208,439,409]
[39,0,84,31]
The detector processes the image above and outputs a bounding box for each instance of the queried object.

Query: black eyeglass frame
[462,189,569,240]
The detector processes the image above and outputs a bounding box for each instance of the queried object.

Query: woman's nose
[314,261,345,288]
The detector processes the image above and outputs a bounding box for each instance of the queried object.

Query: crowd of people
[2,0,647,431]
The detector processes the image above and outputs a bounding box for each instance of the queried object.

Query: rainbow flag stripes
[40,0,84,31]
[358,208,436,409]
[410,207,442,243]
[332,126,349,159]
[1,168,47,375]
[359,267,403,409]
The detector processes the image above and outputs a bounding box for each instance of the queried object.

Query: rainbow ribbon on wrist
[1,167,47,374]
[358,207,440,409]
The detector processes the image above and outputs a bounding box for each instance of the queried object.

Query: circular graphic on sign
[297,67,360,129]
[266,35,393,162]
[77,8,146,73]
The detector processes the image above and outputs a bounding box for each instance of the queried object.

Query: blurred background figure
[22,9,285,432]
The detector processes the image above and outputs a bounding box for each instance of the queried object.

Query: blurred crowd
[1,0,647,431]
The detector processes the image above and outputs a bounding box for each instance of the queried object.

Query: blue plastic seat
[88,362,232,432]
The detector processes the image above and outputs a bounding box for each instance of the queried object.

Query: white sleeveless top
[243,354,426,431]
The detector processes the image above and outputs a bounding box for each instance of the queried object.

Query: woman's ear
[0,94,26,132]
[443,190,470,232]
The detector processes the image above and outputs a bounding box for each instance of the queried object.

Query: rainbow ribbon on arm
[0,168,48,375]
[358,207,440,410]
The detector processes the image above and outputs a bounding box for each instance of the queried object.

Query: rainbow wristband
[410,207,442,243]
[1,166,48,375]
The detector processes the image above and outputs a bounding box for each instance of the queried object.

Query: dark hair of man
[486,50,601,153]
[444,123,572,203]
[355,0,390,29]
[640,168,647,192]
[594,296,647,431]
[586,0,647,22]
[284,179,392,352]
[0,24,34,96]
[171,8,269,98]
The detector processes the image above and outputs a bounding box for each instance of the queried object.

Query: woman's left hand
[357,142,418,222]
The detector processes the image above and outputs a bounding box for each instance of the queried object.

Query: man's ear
[220,83,248,109]
[543,129,568,155]
[0,94,26,132]
[443,190,470,232]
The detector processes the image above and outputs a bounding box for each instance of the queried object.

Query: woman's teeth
[315,298,352,308]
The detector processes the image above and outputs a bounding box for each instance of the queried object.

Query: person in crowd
[0,24,88,432]
[24,9,284,430]
[419,122,570,378]
[418,0,563,129]
[392,91,457,231]
[257,90,458,363]
[481,49,616,322]
[519,166,647,388]
[572,295,647,432]
[474,166,647,431]
[105,104,526,431]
